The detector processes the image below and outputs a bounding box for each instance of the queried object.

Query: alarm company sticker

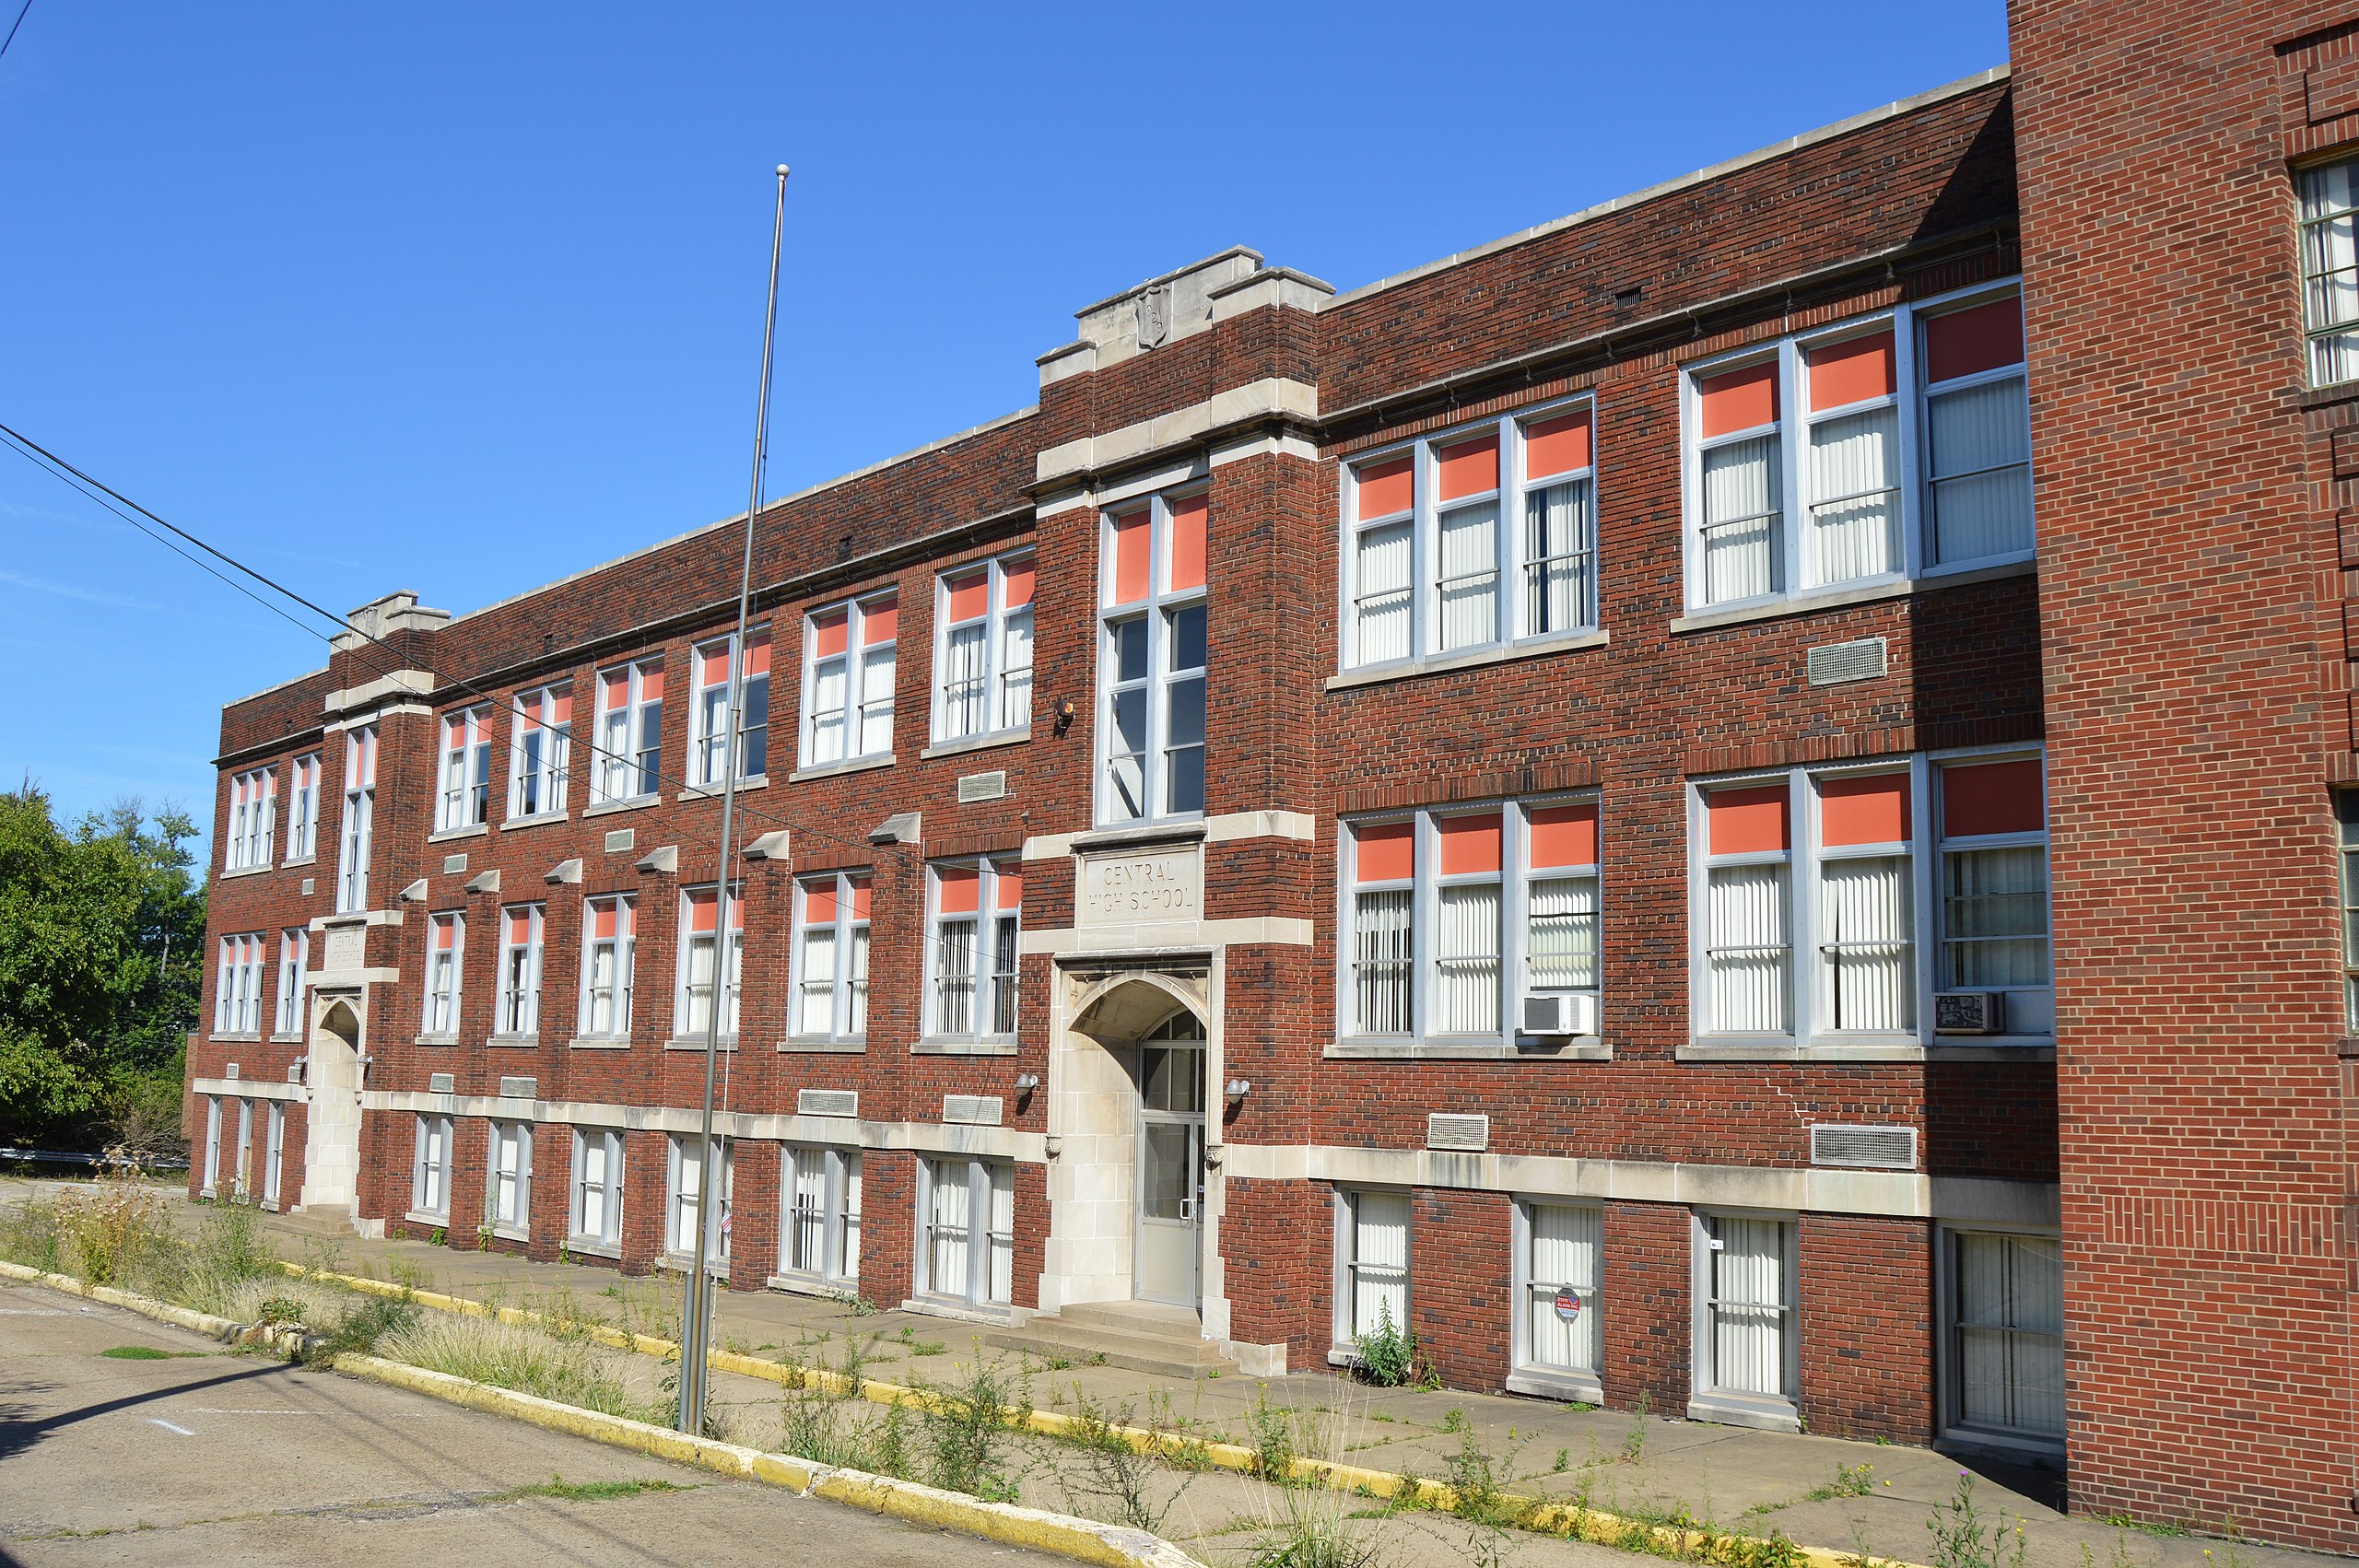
[1553,1290,1582,1322]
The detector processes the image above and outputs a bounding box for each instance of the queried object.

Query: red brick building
[183,0,2359,1548]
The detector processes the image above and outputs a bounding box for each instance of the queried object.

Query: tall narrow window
[287,752,320,861]
[1703,784,1791,1034]
[214,933,264,1035]
[509,685,572,818]
[1937,757,2051,1034]
[1520,409,1596,636]
[803,592,897,766]
[487,1121,532,1235]
[690,628,769,786]
[497,904,544,1036]
[413,1115,452,1218]
[1434,435,1501,649]
[436,706,493,830]
[675,884,743,1039]
[782,1144,862,1284]
[1342,1188,1410,1340]
[1525,802,1600,1012]
[1349,454,1414,665]
[570,1129,624,1246]
[226,768,276,871]
[263,1103,284,1205]
[793,872,871,1041]
[1097,494,1207,824]
[1433,812,1503,1035]
[1802,331,1901,587]
[2302,159,2359,386]
[274,927,309,1036]
[233,1101,253,1197]
[921,1156,1013,1307]
[593,658,663,803]
[423,912,464,1036]
[336,726,375,912]
[202,1098,222,1196]
[1921,298,2030,565]
[579,895,635,1039]
[1349,821,1415,1036]
[934,553,1034,743]
[667,1136,733,1264]
[1695,361,1782,605]
[1950,1230,2064,1441]
[2341,793,2359,1027]
[1522,1202,1602,1376]
[927,860,1019,1041]
[1815,771,1914,1033]
[1701,1214,1795,1403]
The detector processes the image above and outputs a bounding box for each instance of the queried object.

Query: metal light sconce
[1224,1078,1250,1106]
[1053,697,1076,737]
[1014,1072,1041,1092]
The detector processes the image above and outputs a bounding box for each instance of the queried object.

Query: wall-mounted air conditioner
[1521,991,1597,1037]
[1933,991,2006,1036]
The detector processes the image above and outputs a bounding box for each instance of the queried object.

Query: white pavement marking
[147,1418,196,1435]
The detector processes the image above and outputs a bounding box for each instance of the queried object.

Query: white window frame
[273,927,309,1038]
[1511,1199,1603,1400]
[1934,1223,2066,1456]
[1096,489,1209,825]
[225,767,276,871]
[665,1134,733,1270]
[591,657,664,804]
[336,725,375,913]
[577,894,636,1040]
[507,684,572,820]
[233,1099,253,1198]
[1689,1210,1800,1426]
[435,704,495,831]
[422,911,465,1038]
[286,751,321,862]
[486,1119,533,1237]
[1336,797,1602,1047]
[412,1114,452,1220]
[791,872,871,1042]
[778,1142,863,1287]
[1933,750,2055,1039]
[931,551,1034,744]
[1332,1187,1413,1352]
[1678,283,2030,614]
[569,1128,624,1248]
[2340,792,2359,1028]
[214,932,264,1036]
[201,1097,222,1197]
[688,626,770,787]
[262,1102,284,1206]
[800,591,898,768]
[916,1155,1015,1310]
[496,904,545,1037]
[923,858,1020,1044]
[2300,157,2359,387]
[675,883,744,1041]
[1338,395,1602,673]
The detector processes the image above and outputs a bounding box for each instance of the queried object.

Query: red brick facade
[181,10,2358,1547]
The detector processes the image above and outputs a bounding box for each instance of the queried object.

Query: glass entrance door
[1133,1013,1205,1306]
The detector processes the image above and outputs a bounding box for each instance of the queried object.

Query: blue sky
[0,2,2009,861]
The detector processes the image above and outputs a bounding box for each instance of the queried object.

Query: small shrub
[1350,1302,1432,1388]
[1926,1472,2029,1568]
[1248,1483,1375,1568]
[304,1293,421,1364]
[915,1355,1022,1498]
[256,1296,304,1326]
[1058,1394,1194,1535]
[53,1155,172,1286]
[0,1199,64,1274]
[1247,1385,1299,1484]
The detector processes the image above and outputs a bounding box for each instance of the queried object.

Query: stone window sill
[564,1237,621,1259]
[663,1036,739,1052]
[280,856,317,870]
[269,1034,304,1046]
[1325,627,1610,692]
[656,1250,730,1276]
[209,1032,263,1045]
[899,1296,1015,1327]
[414,1034,460,1047]
[1327,1035,1611,1061]
[1069,819,1207,853]
[1667,556,2035,635]
[790,754,895,783]
[500,811,571,834]
[1505,1368,1604,1406]
[1686,1393,1801,1434]
[428,823,490,843]
[676,775,769,802]
[567,1036,632,1051]
[487,1033,540,1047]
[920,729,1031,763]
[1676,1036,2057,1063]
[913,1036,1020,1058]
[219,863,276,880]
[581,795,661,819]
[768,1271,862,1300]
[405,1210,452,1229]
[489,1223,529,1244]
[778,1036,867,1055]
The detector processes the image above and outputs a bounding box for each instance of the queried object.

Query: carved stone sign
[323,925,365,971]
[1077,846,1201,927]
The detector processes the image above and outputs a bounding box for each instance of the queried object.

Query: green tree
[0,784,205,1151]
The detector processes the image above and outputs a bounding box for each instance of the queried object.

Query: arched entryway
[1133,1010,1207,1306]
[302,995,365,1212]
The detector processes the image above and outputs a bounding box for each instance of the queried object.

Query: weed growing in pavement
[1809,1464,1876,1502]
[780,1336,915,1477]
[911,1351,1027,1500]
[491,1473,688,1503]
[52,1153,172,1286]
[1056,1392,1196,1534]
[1247,1384,1301,1484]
[1925,1472,2028,1568]
[381,1310,663,1424]
[300,1292,420,1364]
[1350,1301,1437,1388]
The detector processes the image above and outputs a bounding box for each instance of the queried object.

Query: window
[1342,800,1602,1043]
[263,1103,284,1205]
[487,1121,532,1235]
[675,883,743,1039]
[413,1115,452,1218]
[578,895,635,1039]
[1518,1201,1602,1382]
[1342,402,1600,669]
[1697,1213,1796,1406]
[234,1100,253,1197]
[781,1144,863,1285]
[509,685,572,819]
[336,726,375,912]
[2302,159,2359,385]
[226,767,276,871]
[213,933,264,1035]
[920,1156,1014,1308]
[689,628,770,786]
[802,592,898,767]
[2341,793,2359,1027]
[1936,757,2052,1035]
[592,658,663,803]
[286,752,320,861]
[1682,289,2030,611]
[497,904,544,1036]
[436,705,494,830]
[1098,492,1208,823]
[926,860,1020,1040]
[933,553,1033,743]
[570,1129,624,1246]
[273,927,309,1036]
[1945,1229,2064,1445]
[202,1098,221,1196]
[1339,1188,1410,1341]
[792,872,871,1040]
[666,1135,733,1264]
[423,911,464,1037]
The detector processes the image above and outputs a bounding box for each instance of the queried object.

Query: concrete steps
[273,1205,355,1238]
[982,1299,1236,1379]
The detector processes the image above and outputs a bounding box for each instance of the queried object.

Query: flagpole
[681,161,789,1436]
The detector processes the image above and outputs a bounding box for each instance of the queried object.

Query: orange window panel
[813,610,849,658]
[1109,511,1150,605]
[1529,802,1599,869]
[1437,811,1503,875]
[1806,331,1896,412]
[1436,434,1500,502]
[1697,361,1779,439]
[1923,298,2025,383]
[1524,410,1592,479]
[1355,820,1414,883]
[937,865,981,915]
[1708,785,1790,855]
[1941,758,2043,838]
[946,570,990,623]
[1356,454,1414,519]
[1819,772,1910,848]
[1168,494,1208,592]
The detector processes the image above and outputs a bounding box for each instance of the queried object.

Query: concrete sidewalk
[6,1177,2339,1568]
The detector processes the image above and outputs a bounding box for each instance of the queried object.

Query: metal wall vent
[223,1062,240,1081]
[288,1062,305,1083]
[798,1089,858,1118]
[427,1072,457,1095]
[299,877,315,896]
[944,1094,1004,1127]
[1806,636,1889,687]
[957,770,1008,803]
[499,1076,537,1101]
[442,853,468,875]
[1809,1124,1917,1170]
[604,828,636,854]
[1427,1113,1490,1153]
